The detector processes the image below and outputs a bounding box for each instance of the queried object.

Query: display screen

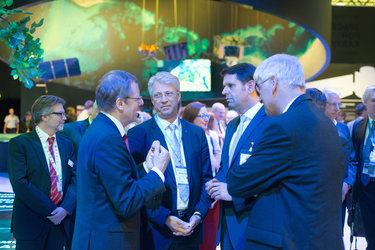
[158,59,211,92]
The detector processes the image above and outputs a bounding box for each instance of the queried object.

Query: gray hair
[148,72,180,96]
[254,54,305,89]
[212,102,225,112]
[363,85,375,103]
[322,88,341,99]
[31,95,65,125]
[96,70,137,112]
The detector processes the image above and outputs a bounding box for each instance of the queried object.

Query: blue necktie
[361,120,375,186]
[169,124,189,202]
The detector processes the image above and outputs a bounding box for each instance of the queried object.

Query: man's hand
[165,215,191,236]
[205,179,232,201]
[145,141,158,172]
[173,214,201,236]
[152,141,170,173]
[47,207,68,225]
[342,182,350,202]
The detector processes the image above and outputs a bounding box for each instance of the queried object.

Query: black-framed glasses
[50,112,66,117]
[197,114,211,120]
[152,91,177,100]
[326,102,342,108]
[126,96,143,102]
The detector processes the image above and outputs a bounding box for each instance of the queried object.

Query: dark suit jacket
[72,113,165,250]
[7,130,76,241]
[215,106,269,249]
[352,116,370,185]
[128,117,212,249]
[58,118,90,156]
[336,121,357,186]
[227,95,344,249]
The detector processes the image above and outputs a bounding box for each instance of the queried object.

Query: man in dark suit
[352,85,375,249]
[59,101,97,156]
[128,72,212,250]
[322,88,357,228]
[8,95,77,250]
[205,63,269,249]
[71,70,170,250]
[226,54,344,249]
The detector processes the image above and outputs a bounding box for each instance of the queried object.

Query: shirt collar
[36,126,55,142]
[242,102,263,120]
[101,112,126,137]
[157,115,179,130]
[369,116,375,127]
[282,96,299,114]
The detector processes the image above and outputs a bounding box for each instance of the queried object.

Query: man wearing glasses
[72,70,170,250]
[8,95,77,250]
[206,63,269,250]
[128,72,212,250]
[226,54,344,249]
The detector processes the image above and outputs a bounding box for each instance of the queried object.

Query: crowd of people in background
[4,53,375,250]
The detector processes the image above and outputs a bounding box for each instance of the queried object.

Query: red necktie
[47,137,62,205]
[123,134,130,151]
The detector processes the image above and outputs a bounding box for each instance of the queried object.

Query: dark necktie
[361,120,375,185]
[47,137,62,205]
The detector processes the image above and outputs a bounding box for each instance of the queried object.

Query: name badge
[57,180,63,193]
[175,165,188,185]
[240,149,252,165]
[68,159,74,168]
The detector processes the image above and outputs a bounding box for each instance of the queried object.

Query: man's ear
[271,77,278,97]
[116,98,125,111]
[248,80,256,94]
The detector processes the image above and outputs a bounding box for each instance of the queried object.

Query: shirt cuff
[151,167,165,182]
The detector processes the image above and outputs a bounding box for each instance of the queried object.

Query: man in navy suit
[352,85,375,249]
[8,95,76,250]
[226,54,344,249]
[128,72,212,250]
[323,88,357,228]
[205,63,269,249]
[72,70,170,250]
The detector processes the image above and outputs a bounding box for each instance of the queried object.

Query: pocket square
[68,159,74,167]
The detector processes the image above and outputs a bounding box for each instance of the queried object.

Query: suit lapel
[56,135,67,188]
[180,120,192,189]
[29,130,50,176]
[151,118,177,186]
[223,117,240,173]
[230,107,266,168]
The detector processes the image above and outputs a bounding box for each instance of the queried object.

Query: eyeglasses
[50,112,66,117]
[326,102,342,108]
[255,77,272,96]
[197,114,211,120]
[152,91,177,100]
[126,96,143,102]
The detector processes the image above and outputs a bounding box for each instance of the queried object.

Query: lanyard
[36,129,60,181]
[154,114,183,164]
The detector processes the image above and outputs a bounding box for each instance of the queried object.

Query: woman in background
[182,101,221,250]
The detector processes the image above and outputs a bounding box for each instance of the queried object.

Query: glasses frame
[255,77,272,96]
[50,112,66,117]
[197,114,211,120]
[152,91,178,100]
[126,96,143,102]
[326,102,342,108]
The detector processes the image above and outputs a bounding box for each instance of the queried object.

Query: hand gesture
[152,141,170,173]
[205,179,232,201]
[47,207,68,225]
[166,215,191,236]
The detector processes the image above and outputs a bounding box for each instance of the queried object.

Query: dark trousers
[6,128,17,133]
[16,224,65,250]
[358,182,375,250]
